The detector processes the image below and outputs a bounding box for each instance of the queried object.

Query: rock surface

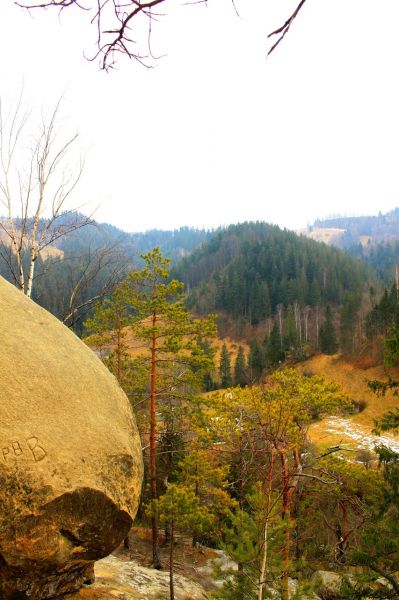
[67,554,209,599]
[0,277,143,598]
[311,570,354,596]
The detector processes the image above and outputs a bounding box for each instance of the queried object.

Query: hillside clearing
[297,354,399,450]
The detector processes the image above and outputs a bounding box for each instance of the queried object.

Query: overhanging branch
[267,0,308,56]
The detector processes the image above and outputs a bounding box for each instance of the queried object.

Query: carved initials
[1,437,47,463]
[27,437,47,462]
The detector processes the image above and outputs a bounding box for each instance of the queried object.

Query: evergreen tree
[157,484,213,600]
[319,305,338,355]
[284,304,299,354]
[234,346,247,387]
[219,344,232,388]
[86,247,216,569]
[366,283,399,339]
[248,339,264,382]
[265,322,284,367]
[340,292,361,357]
[199,338,216,392]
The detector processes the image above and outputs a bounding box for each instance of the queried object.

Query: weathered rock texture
[0,277,143,599]
[67,554,209,599]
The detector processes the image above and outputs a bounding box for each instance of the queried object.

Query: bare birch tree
[0,95,91,298]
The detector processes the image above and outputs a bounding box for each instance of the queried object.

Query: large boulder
[311,570,355,598]
[0,277,143,599]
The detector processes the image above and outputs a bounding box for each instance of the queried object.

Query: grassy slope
[90,325,249,365]
[297,354,399,448]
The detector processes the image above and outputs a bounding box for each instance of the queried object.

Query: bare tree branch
[17,0,169,70]
[61,243,127,327]
[0,94,90,298]
[17,0,309,68]
[267,0,308,56]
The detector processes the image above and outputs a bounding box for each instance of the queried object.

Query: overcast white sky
[1,0,399,233]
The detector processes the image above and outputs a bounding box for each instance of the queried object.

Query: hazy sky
[1,1,399,232]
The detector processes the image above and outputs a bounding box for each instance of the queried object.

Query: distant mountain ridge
[299,208,399,283]
[56,218,214,263]
[301,207,399,249]
[0,215,213,329]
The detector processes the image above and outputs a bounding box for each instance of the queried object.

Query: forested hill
[303,208,399,253]
[56,219,213,262]
[172,222,371,325]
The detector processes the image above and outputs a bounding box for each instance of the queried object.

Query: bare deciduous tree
[0,94,91,297]
[61,243,128,327]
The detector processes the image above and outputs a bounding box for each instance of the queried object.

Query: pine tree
[248,339,264,382]
[319,305,338,355]
[87,247,216,569]
[340,292,361,356]
[284,304,299,353]
[265,322,284,367]
[157,484,213,600]
[198,338,216,391]
[234,346,247,387]
[84,284,134,391]
[219,344,232,388]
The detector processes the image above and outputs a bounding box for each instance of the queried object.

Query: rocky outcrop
[0,277,143,599]
[67,554,209,599]
[311,570,354,598]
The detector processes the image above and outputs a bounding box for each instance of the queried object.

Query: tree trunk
[116,326,122,383]
[335,522,345,564]
[192,470,199,548]
[277,305,283,352]
[169,520,175,600]
[150,309,161,569]
[279,447,302,600]
[258,450,275,600]
[279,450,290,600]
[25,248,37,298]
[164,521,172,545]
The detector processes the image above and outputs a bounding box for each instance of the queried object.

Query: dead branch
[17,0,309,69]
[267,0,308,56]
[17,0,169,70]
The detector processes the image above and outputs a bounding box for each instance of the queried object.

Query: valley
[4,210,399,599]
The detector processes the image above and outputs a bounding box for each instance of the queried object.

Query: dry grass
[209,336,250,363]
[299,227,346,245]
[89,325,249,365]
[297,353,399,448]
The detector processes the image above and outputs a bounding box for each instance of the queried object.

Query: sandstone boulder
[0,277,143,599]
